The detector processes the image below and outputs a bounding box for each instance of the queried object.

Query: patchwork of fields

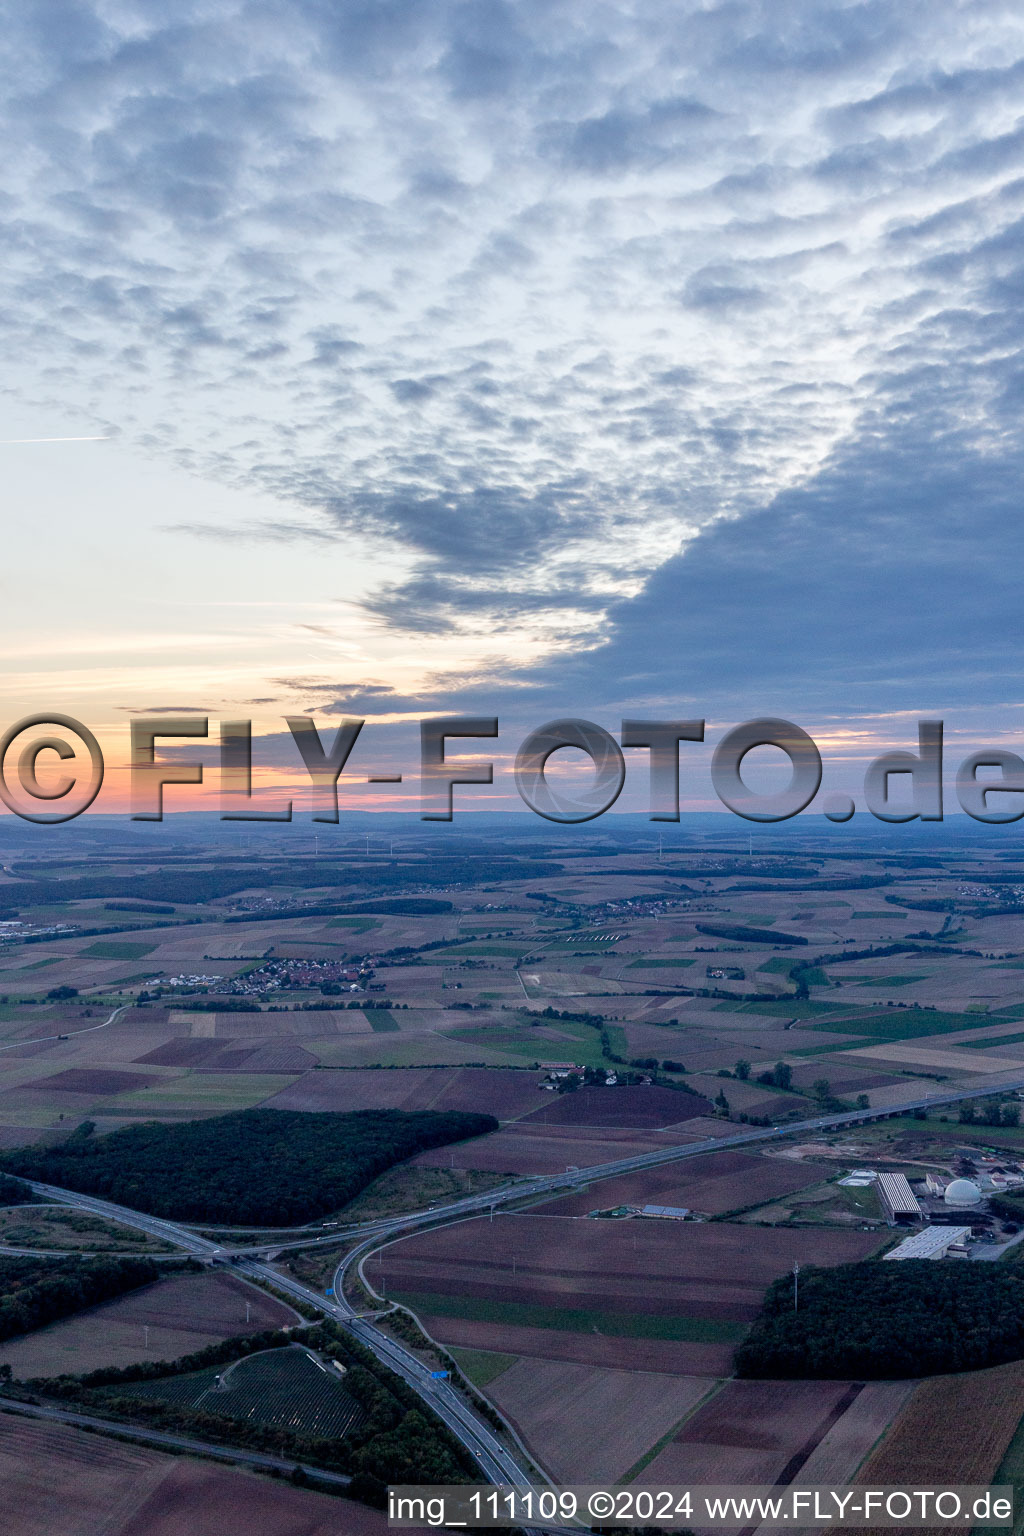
[5,833,1024,1504]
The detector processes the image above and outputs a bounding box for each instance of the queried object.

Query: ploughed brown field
[521,1084,711,1127]
[195,1042,318,1071]
[844,1357,1024,1499]
[433,1316,738,1375]
[411,1122,686,1174]
[0,1272,297,1378]
[264,1064,545,1118]
[643,1378,865,1485]
[795,1380,917,1485]
[20,1069,166,1096]
[0,1416,431,1535]
[535,1150,833,1217]
[486,1359,717,1481]
[385,1213,883,1318]
[380,1213,882,1371]
[822,1360,1024,1536]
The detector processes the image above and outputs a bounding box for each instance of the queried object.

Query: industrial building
[875,1171,922,1224]
[883,1226,972,1261]
[636,1204,690,1220]
[944,1178,982,1207]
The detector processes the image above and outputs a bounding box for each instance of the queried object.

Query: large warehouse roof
[883,1227,972,1261]
[875,1171,921,1220]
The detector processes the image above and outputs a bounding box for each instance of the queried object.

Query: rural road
[0,1002,130,1054]
[0,1394,353,1486]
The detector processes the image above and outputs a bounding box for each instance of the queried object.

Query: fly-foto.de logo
[0,712,1019,828]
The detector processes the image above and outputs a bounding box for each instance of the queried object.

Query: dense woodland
[1,1108,499,1225]
[36,1320,472,1507]
[736,1260,1024,1378]
[0,1254,160,1345]
[0,1174,35,1207]
[695,922,808,946]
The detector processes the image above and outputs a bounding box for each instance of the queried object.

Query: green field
[440,943,534,957]
[105,1073,299,1116]
[367,1013,401,1032]
[796,966,830,986]
[714,999,844,1018]
[862,1116,1024,1152]
[808,1008,1013,1040]
[326,916,379,932]
[626,958,697,969]
[80,941,158,961]
[446,1027,594,1066]
[392,1291,747,1343]
[962,1031,1024,1049]
[450,1018,627,1068]
[449,1347,517,1387]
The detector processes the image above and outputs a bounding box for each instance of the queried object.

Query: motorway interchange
[14,1069,1024,1515]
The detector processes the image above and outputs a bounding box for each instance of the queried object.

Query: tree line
[0,1254,161,1346]
[736,1260,1024,1379]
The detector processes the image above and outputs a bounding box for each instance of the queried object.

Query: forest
[0,1173,35,1207]
[736,1260,1024,1378]
[0,1254,160,1345]
[695,922,808,946]
[0,1107,499,1225]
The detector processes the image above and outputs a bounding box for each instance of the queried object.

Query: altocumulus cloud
[4,0,1024,716]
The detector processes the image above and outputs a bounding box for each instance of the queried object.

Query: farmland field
[850,1359,1024,1484]
[378,1213,883,1371]
[410,1122,716,1175]
[0,1416,423,1535]
[643,1378,864,1484]
[521,1083,711,1127]
[534,1150,834,1217]
[486,1359,717,1481]
[7,828,1024,1510]
[835,1360,1024,1536]
[81,942,159,961]
[0,1271,297,1377]
[795,1380,917,1485]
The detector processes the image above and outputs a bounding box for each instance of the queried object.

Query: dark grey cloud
[4,0,1024,719]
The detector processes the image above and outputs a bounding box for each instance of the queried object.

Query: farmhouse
[875,1172,921,1225]
[883,1226,972,1261]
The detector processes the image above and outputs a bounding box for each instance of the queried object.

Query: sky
[3,0,1024,819]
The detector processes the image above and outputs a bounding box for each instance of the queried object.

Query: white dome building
[944,1178,982,1208]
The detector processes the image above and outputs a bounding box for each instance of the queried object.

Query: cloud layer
[4,1,1024,716]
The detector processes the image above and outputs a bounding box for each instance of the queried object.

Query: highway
[23,1180,541,1493]
[223,1068,1024,1259]
[24,1067,1024,1519]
